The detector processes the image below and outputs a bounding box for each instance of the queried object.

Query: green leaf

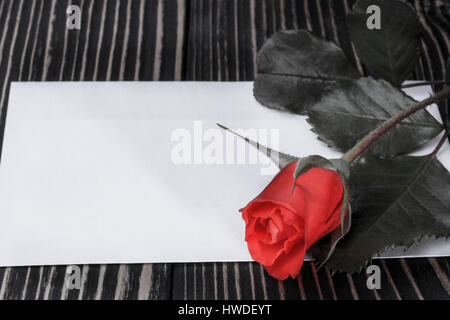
[346,0,422,87]
[307,77,443,156]
[253,30,361,115]
[325,154,450,274]
[216,123,297,169]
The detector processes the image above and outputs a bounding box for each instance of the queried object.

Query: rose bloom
[240,161,345,280]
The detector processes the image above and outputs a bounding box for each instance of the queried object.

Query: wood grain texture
[0,0,449,300]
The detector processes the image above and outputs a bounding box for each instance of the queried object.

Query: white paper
[0,81,448,267]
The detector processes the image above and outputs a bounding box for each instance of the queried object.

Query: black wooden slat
[0,0,27,159]
[30,0,52,81]
[328,271,355,300]
[33,266,54,300]
[315,265,337,300]
[45,266,67,300]
[122,0,138,80]
[109,0,127,81]
[199,263,215,299]
[382,259,422,300]
[44,0,70,81]
[320,0,338,43]
[330,0,363,74]
[96,264,119,300]
[21,266,43,300]
[297,263,318,299]
[61,0,81,81]
[82,0,105,81]
[17,0,39,81]
[78,264,101,300]
[259,264,283,299]
[281,275,302,300]
[172,264,186,300]
[0,267,28,300]
[348,271,377,300]
[370,260,401,300]
[251,263,268,299]
[4,0,28,88]
[214,263,226,300]
[436,257,450,278]
[429,256,450,296]
[160,0,183,80]
[184,263,197,299]
[308,0,325,37]
[283,0,296,30]
[114,264,144,300]
[236,263,256,299]
[404,258,450,299]
[147,264,173,300]
[225,262,239,299]
[91,0,115,81]
[0,0,20,111]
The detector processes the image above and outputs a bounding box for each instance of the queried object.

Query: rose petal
[264,241,306,280]
[240,163,344,281]
[246,238,285,266]
[240,162,305,217]
[298,168,344,248]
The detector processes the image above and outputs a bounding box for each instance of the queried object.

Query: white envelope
[0,81,448,267]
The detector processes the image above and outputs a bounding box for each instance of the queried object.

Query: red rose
[240,162,345,280]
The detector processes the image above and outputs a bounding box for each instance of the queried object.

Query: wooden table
[0,0,449,300]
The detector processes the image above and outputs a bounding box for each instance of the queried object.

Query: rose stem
[342,86,450,163]
[401,80,450,89]
[429,130,449,158]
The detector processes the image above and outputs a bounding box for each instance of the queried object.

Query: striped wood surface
[0,0,449,300]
